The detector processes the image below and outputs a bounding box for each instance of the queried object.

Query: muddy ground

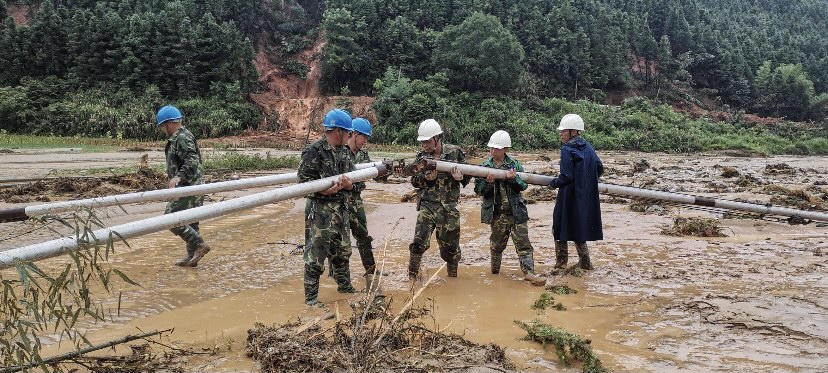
[1,147,827,372]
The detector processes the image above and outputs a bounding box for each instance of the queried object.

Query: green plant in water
[0,209,138,371]
[515,320,607,373]
[547,284,579,295]
[531,292,555,311]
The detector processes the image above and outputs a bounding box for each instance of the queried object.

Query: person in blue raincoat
[547,114,603,270]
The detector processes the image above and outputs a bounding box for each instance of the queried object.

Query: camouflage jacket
[298,137,355,201]
[474,155,529,224]
[411,142,470,206]
[345,145,371,195]
[165,127,203,186]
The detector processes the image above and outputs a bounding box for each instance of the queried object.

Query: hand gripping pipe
[425,159,828,223]
[0,165,389,269]
[0,161,385,223]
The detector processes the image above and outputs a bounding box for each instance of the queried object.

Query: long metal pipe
[0,165,388,269]
[427,159,828,223]
[0,161,385,223]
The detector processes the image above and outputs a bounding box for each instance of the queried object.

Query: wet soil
[1,149,827,372]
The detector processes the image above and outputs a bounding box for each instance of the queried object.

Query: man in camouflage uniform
[157,105,211,267]
[474,130,545,286]
[408,119,470,279]
[299,108,357,306]
[344,118,376,277]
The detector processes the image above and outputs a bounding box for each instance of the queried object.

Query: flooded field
[1,148,827,372]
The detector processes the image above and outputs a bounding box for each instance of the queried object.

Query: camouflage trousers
[409,201,462,264]
[165,195,205,256]
[490,213,535,273]
[304,199,354,304]
[348,195,375,273]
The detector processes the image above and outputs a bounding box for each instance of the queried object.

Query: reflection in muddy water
[5,151,828,372]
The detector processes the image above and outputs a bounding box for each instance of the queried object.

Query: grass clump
[515,320,607,373]
[531,292,566,312]
[661,217,727,237]
[547,284,579,295]
[203,152,300,173]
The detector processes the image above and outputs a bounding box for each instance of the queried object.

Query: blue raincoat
[548,137,604,242]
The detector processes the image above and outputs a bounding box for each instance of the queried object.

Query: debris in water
[515,320,608,373]
[632,159,650,173]
[660,217,727,237]
[245,298,516,373]
[762,184,826,210]
[525,187,556,204]
[763,163,796,175]
[720,166,740,178]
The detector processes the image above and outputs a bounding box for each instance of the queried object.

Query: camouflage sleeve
[175,135,201,184]
[411,153,428,189]
[474,162,494,197]
[298,146,320,183]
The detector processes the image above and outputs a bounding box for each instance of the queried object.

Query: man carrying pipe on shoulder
[474,130,546,286]
[157,105,212,267]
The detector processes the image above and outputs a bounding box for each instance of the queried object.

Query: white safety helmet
[557,113,585,131]
[487,130,512,149]
[417,119,443,141]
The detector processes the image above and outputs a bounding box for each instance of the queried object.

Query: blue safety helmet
[351,118,372,137]
[156,105,183,126]
[323,109,352,131]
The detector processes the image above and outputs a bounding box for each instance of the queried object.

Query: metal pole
[427,159,828,223]
[0,161,384,222]
[0,165,388,269]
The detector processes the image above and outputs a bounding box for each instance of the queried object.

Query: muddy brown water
[1,149,827,372]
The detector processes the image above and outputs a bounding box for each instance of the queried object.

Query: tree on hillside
[432,12,524,93]
[319,7,373,94]
[754,61,815,120]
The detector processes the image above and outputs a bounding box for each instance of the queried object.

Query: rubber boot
[554,241,569,269]
[186,243,211,267]
[519,253,546,286]
[304,265,321,306]
[490,250,503,274]
[408,254,422,280]
[575,242,594,270]
[333,261,357,293]
[175,243,196,266]
[328,259,334,278]
[447,262,458,277]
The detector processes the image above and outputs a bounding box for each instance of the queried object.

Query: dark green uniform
[408,143,470,277]
[164,127,205,256]
[474,155,537,274]
[299,137,356,305]
[345,146,375,274]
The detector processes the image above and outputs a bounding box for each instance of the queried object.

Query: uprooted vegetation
[762,184,828,210]
[515,320,608,373]
[660,217,728,237]
[0,167,166,203]
[245,298,515,373]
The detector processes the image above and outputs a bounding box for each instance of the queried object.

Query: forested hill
[0,0,826,149]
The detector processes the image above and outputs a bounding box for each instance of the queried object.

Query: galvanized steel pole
[427,159,828,223]
[0,161,384,222]
[0,165,388,269]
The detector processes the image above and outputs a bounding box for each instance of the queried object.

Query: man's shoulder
[443,143,465,159]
